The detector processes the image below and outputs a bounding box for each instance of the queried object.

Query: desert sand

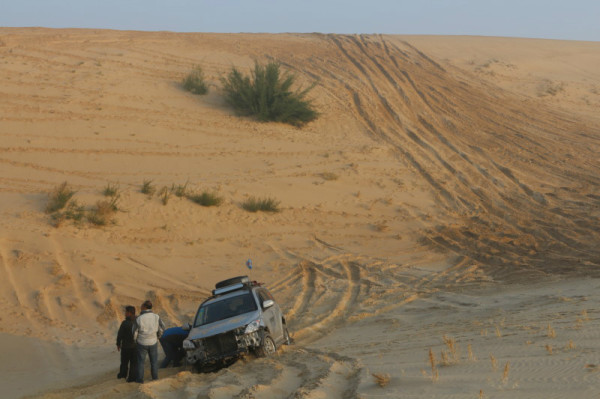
[0,28,599,398]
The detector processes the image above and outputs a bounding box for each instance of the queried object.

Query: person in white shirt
[133,300,165,383]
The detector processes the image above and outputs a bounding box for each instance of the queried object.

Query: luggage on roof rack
[215,276,250,289]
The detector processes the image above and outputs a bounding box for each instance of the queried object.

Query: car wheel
[255,334,277,357]
[283,326,291,345]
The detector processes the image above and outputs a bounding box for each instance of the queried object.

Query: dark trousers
[136,343,159,383]
[118,347,137,381]
[160,338,184,368]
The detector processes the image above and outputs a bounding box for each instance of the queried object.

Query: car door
[257,289,283,342]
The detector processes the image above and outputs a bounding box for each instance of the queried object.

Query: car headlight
[244,320,261,334]
[183,339,195,350]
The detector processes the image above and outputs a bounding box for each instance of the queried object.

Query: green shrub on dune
[221,62,318,126]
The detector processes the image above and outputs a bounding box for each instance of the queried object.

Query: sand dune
[0,28,598,398]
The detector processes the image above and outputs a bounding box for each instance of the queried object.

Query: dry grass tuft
[566,340,576,350]
[443,335,459,363]
[102,182,119,197]
[171,182,189,198]
[320,172,339,181]
[502,361,510,383]
[495,326,502,338]
[428,348,439,382]
[188,191,223,207]
[159,186,170,205]
[87,197,118,226]
[372,373,390,387]
[489,353,498,371]
[45,182,76,213]
[141,179,156,196]
[241,196,280,213]
[545,344,553,355]
[547,323,556,338]
[468,343,476,361]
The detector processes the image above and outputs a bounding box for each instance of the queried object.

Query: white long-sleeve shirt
[134,310,165,346]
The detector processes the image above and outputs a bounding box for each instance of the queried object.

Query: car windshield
[195,292,258,327]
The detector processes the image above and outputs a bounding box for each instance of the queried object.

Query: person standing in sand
[133,300,165,383]
[116,305,137,382]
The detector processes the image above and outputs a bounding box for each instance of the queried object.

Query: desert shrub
[183,66,208,95]
[159,186,170,205]
[241,196,280,213]
[221,61,317,126]
[103,182,119,197]
[188,191,223,207]
[51,200,86,227]
[45,182,76,213]
[88,197,118,226]
[141,179,156,196]
[171,182,189,198]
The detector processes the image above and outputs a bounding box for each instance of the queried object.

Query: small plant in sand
[241,196,280,213]
[545,344,553,355]
[87,197,119,226]
[51,200,86,227]
[221,61,318,126]
[428,348,439,382]
[171,181,189,198]
[188,191,223,207]
[141,179,156,196]
[372,372,390,387]
[158,186,171,205]
[547,323,556,338]
[467,343,476,361]
[502,361,510,384]
[45,182,76,213]
[320,172,338,181]
[182,66,208,95]
[102,182,120,197]
[489,353,498,371]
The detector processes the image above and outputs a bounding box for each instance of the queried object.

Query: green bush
[183,66,208,95]
[141,179,156,196]
[188,191,223,207]
[241,196,280,213]
[221,62,318,126]
[45,182,76,213]
[103,182,119,197]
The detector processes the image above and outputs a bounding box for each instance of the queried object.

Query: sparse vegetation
[103,182,119,197]
[188,191,223,207]
[241,196,280,213]
[320,172,338,181]
[51,200,86,227]
[171,182,189,198]
[221,61,318,126]
[141,179,156,196]
[45,182,76,213]
[182,66,208,95]
[372,372,390,387]
[87,197,119,226]
[428,348,439,382]
[159,186,171,205]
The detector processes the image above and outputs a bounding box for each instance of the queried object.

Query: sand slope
[0,29,598,398]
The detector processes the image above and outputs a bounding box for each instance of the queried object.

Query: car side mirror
[262,299,274,309]
[183,322,192,331]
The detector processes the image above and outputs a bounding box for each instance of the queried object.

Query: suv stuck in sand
[183,276,290,370]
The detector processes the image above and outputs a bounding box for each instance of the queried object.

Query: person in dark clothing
[116,305,137,382]
[159,325,190,368]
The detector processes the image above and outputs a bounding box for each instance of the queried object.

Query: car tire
[255,334,277,357]
[215,276,249,289]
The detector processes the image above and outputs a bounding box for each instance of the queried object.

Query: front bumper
[186,330,262,365]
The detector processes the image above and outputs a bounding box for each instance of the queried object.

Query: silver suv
[183,276,290,370]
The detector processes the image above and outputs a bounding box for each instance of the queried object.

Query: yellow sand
[0,28,598,398]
